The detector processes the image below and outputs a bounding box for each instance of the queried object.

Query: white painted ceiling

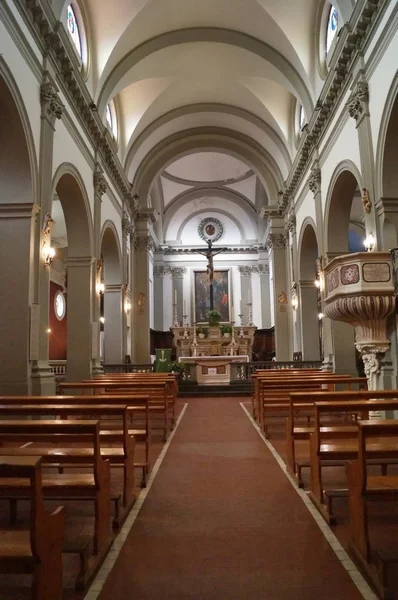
[53,0,355,249]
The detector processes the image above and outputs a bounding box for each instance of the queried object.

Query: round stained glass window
[67,5,82,58]
[326,6,338,54]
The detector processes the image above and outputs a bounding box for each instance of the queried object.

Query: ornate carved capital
[94,164,107,198]
[308,166,321,195]
[153,265,167,277]
[266,233,287,250]
[134,235,155,252]
[170,267,186,279]
[238,266,253,276]
[347,81,369,123]
[258,264,270,274]
[40,78,64,121]
[122,211,133,239]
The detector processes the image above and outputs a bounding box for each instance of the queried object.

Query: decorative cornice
[40,76,64,121]
[170,266,186,278]
[347,80,369,123]
[137,207,159,224]
[15,0,135,203]
[308,165,321,196]
[266,233,287,249]
[93,163,107,198]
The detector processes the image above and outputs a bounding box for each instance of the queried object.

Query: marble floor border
[84,403,189,600]
[239,402,378,600]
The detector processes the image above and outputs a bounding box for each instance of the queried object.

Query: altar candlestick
[174,290,177,304]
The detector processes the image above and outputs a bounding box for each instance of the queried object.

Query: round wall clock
[198,217,224,243]
[54,290,66,320]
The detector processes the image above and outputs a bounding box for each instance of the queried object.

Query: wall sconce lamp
[125,300,132,314]
[96,282,105,295]
[318,312,324,320]
[42,243,56,267]
[46,328,52,334]
[364,233,375,252]
[292,296,298,310]
[99,316,105,324]
[315,278,320,289]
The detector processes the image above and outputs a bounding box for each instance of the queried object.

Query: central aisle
[97,398,363,599]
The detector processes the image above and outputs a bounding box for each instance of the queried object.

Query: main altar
[171,324,256,385]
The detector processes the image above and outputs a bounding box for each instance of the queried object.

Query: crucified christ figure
[197,240,227,283]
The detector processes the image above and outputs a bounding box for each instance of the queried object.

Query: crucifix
[194,239,227,311]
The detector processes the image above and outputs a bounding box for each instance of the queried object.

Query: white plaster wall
[0,20,42,161]
[296,191,318,243]
[52,120,95,219]
[101,196,123,246]
[252,271,262,328]
[3,0,43,63]
[320,117,362,214]
[368,30,398,161]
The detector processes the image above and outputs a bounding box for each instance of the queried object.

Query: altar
[179,355,249,385]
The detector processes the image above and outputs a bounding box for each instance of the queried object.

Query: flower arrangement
[197,326,208,336]
[221,324,232,335]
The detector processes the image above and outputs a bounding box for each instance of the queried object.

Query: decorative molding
[308,165,321,195]
[285,215,296,234]
[347,81,369,123]
[361,188,372,214]
[197,217,224,243]
[122,211,132,239]
[93,163,107,198]
[266,233,287,249]
[170,267,187,278]
[40,76,64,121]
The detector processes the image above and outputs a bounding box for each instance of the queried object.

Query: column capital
[170,266,186,279]
[347,80,369,125]
[136,207,159,224]
[40,74,64,122]
[266,233,287,250]
[238,266,254,276]
[122,211,134,239]
[94,163,107,198]
[134,234,155,252]
[258,264,270,274]
[285,214,296,234]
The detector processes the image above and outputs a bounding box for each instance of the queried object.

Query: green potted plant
[221,324,233,339]
[197,326,208,339]
[169,361,188,382]
[207,309,221,325]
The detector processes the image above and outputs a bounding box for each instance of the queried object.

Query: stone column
[133,209,157,363]
[0,203,40,394]
[267,231,291,360]
[31,74,65,394]
[92,164,107,374]
[298,280,321,360]
[170,267,186,325]
[122,208,133,361]
[238,266,252,324]
[66,256,94,382]
[259,264,271,328]
[103,284,123,364]
[153,265,166,330]
[285,213,301,355]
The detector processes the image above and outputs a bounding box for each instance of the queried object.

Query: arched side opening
[0,68,37,394]
[298,222,321,361]
[100,223,123,364]
[52,166,94,382]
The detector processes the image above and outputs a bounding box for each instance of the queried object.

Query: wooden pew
[308,399,398,523]
[287,390,398,487]
[0,394,151,488]
[251,369,321,419]
[258,376,366,437]
[0,456,66,600]
[0,420,112,558]
[346,420,398,599]
[0,404,137,519]
[60,380,172,441]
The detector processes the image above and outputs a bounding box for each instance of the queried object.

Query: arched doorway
[0,68,37,394]
[324,166,364,374]
[52,165,94,382]
[100,223,123,364]
[298,222,321,361]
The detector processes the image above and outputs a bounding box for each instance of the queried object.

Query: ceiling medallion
[198,217,224,243]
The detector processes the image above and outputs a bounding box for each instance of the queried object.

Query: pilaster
[170,267,186,325]
[92,164,107,374]
[267,228,291,360]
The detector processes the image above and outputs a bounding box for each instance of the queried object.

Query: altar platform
[179,355,249,385]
